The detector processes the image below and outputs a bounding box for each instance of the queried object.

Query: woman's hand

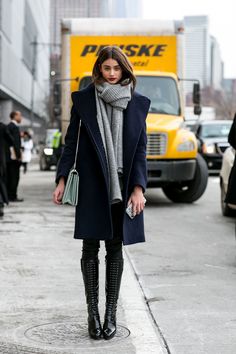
[127,185,146,216]
[53,177,65,205]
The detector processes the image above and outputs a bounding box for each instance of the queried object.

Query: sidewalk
[0,161,166,354]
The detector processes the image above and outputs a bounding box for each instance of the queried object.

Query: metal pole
[30,37,37,129]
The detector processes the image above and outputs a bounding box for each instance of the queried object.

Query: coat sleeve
[228,113,236,149]
[128,95,150,194]
[8,124,21,159]
[129,122,148,193]
[55,103,80,184]
[4,125,14,146]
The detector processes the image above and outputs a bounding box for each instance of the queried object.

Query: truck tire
[220,178,235,216]
[162,154,208,203]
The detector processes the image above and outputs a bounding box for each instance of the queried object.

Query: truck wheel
[220,178,235,216]
[162,154,208,203]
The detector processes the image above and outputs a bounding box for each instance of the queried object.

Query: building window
[22,0,38,74]
[1,0,12,41]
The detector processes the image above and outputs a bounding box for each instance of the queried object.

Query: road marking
[204,263,229,270]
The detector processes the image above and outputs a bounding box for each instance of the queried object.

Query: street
[1,161,236,354]
[127,176,236,353]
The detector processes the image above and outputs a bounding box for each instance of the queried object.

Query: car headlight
[177,140,195,152]
[44,148,53,156]
[202,143,215,154]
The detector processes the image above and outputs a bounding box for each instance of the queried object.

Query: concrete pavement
[0,160,166,354]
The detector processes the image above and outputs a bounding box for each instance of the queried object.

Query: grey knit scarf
[95,81,131,204]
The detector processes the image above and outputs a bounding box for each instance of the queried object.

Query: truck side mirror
[193,83,201,105]
[194,105,202,116]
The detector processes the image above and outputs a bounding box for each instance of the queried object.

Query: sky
[142,0,235,78]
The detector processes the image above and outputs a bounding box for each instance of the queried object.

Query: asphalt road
[126,177,236,354]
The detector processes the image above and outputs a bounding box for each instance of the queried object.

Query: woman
[53,46,150,340]
[21,131,33,173]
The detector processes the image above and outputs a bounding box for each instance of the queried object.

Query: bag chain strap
[73,119,82,170]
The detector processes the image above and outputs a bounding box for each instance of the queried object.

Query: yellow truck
[60,18,208,203]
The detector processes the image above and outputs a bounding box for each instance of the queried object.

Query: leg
[103,203,124,340]
[23,162,27,174]
[7,161,20,200]
[81,239,102,339]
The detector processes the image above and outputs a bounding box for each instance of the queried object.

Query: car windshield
[136,76,181,115]
[200,123,231,138]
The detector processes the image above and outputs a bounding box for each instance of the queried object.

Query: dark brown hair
[92,46,136,89]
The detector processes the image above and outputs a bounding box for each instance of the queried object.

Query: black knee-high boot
[103,258,124,340]
[81,258,102,339]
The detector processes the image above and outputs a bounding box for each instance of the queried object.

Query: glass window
[136,76,181,116]
[200,123,231,138]
[22,1,38,74]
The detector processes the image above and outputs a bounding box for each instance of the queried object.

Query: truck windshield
[136,76,181,116]
[79,75,181,116]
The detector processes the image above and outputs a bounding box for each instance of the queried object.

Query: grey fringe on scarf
[95,81,131,204]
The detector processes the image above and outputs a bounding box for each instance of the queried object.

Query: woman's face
[100,58,122,84]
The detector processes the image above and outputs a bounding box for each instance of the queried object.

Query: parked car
[220,146,236,216]
[39,129,61,171]
[194,120,232,173]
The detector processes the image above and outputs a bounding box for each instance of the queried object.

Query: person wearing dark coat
[53,46,150,340]
[0,122,15,216]
[6,111,23,202]
[225,113,236,204]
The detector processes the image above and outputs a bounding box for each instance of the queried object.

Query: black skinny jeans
[82,202,123,261]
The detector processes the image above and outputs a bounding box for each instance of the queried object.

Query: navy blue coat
[56,84,150,245]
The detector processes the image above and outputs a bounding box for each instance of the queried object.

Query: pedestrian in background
[51,129,62,165]
[21,131,33,174]
[53,46,150,340]
[6,111,24,202]
[0,122,15,216]
[225,113,236,205]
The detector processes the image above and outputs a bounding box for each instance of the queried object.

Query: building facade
[184,16,223,94]
[0,0,50,132]
[210,36,223,90]
[184,16,211,93]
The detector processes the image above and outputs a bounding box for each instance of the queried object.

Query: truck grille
[147,133,167,156]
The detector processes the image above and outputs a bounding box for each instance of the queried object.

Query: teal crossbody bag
[62,119,81,206]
